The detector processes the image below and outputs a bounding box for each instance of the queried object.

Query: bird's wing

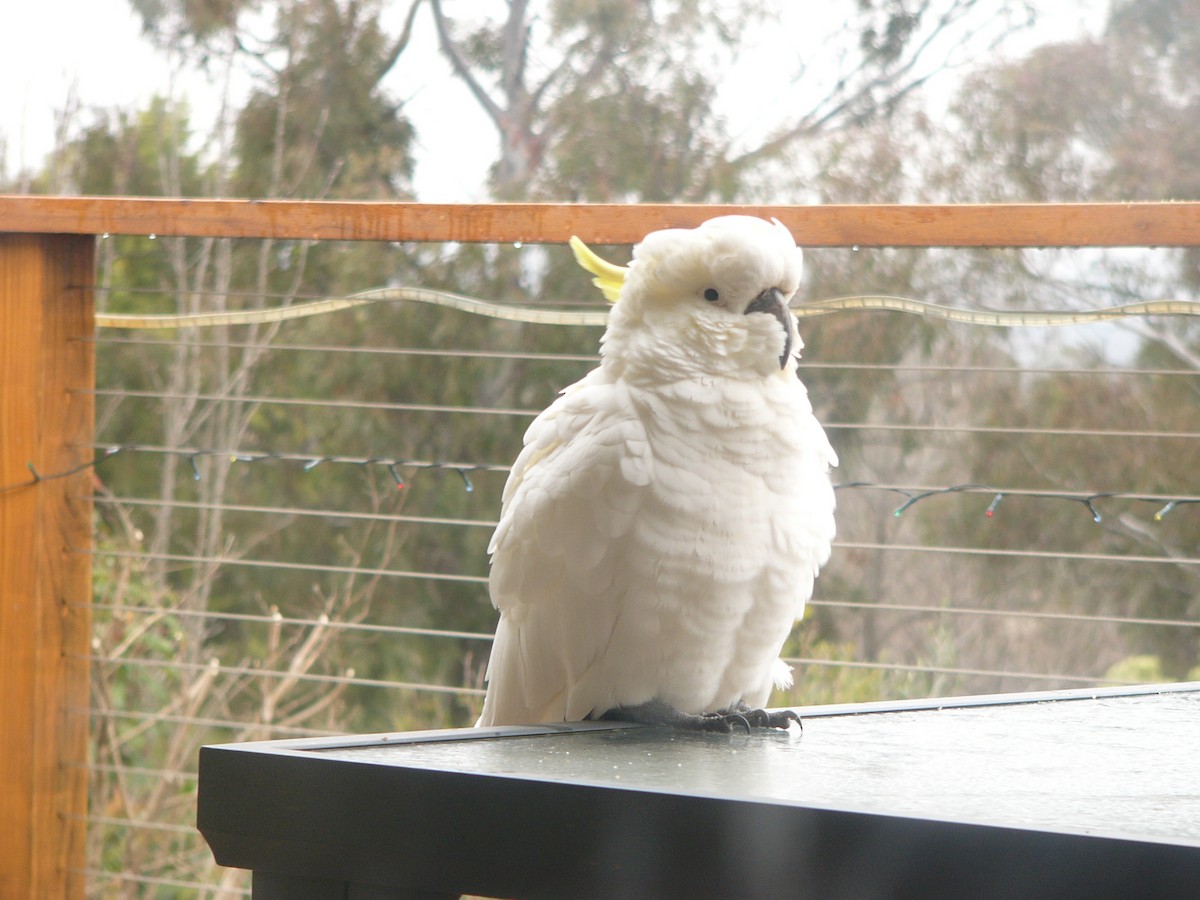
[478,373,650,725]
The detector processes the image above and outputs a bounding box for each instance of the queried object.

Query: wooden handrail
[2,195,1200,246]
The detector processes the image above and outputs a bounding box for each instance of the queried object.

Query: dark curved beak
[744,287,792,369]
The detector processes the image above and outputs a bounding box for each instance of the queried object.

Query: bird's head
[572,216,804,378]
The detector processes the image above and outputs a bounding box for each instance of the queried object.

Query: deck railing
[2,196,1198,898]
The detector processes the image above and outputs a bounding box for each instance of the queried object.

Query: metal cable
[787,656,1108,686]
[835,540,1200,566]
[808,599,1200,630]
[92,334,601,364]
[88,392,1200,439]
[90,387,542,418]
[87,547,490,585]
[90,334,1200,378]
[83,706,343,737]
[81,814,199,836]
[80,870,249,896]
[92,494,498,530]
[87,597,1197,641]
[82,654,487,697]
[89,601,494,642]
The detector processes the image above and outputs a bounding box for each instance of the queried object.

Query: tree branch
[429,0,506,127]
[375,0,425,83]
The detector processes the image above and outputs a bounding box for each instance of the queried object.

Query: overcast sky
[0,1,1108,200]
[0,0,492,197]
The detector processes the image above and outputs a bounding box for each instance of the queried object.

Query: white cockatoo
[476,215,837,732]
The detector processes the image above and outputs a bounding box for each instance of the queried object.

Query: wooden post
[0,234,94,900]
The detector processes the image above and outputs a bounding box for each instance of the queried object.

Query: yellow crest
[569,236,627,304]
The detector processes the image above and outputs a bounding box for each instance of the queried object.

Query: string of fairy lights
[5,443,1198,524]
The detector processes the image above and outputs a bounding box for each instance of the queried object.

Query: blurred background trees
[4,1,1200,892]
[2,0,1190,724]
[6,0,1195,747]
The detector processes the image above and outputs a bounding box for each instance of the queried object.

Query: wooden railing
[1,195,1198,899]
[4,195,1200,246]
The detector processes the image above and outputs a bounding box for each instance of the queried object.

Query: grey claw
[734,706,802,731]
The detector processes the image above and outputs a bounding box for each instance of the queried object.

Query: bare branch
[375,0,425,82]
[501,0,532,100]
[429,0,505,127]
[1123,319,1200,371]
[724,0,1035,176]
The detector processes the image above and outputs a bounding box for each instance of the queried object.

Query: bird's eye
[703,288,720,302]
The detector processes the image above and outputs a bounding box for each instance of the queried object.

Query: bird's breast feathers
[482,365,835,724]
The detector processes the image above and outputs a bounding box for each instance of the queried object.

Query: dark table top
[198,682,1200,899]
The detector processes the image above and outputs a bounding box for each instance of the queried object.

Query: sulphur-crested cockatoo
[476,215,837,732]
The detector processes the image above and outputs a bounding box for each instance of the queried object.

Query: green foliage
[1105,654,1200,685]
[232,1,414,198]
[777,640,888,707]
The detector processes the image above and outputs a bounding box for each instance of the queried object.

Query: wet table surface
[198,683,1200,899]
[313,687,1200,844]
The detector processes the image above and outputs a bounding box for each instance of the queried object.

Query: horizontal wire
[88,487,1200,535]
[91,333,1200,379]
[89,601,494,642]
[801,361,1200,378]
[88,596,1195,639]
[835,540,1200,566]
[86,547,490,584]
[788,656,1108,686]
[81,814,198,836]
[95,284,339,300]
[840,481,1200,522]
[95,482,1200,518]
[86,656,1111,702]
[808,599,1200,630]
[90,387,542,418]
[89,388,1200,438]
[822,421,1200,439]
[88,443,512,477]
[84,539,1198,573]
[839,482,1200,504]
[799,294,1200,326]
[90,658,1103,707]
[81,654,488,697]
[93,333,601,364]
[83,706,343,737]
[93,494,498,529]
[77,761,197,781]
[80,870,249,896]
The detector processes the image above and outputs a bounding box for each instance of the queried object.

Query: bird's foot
[597,700,801,734]
[730,704,803,732]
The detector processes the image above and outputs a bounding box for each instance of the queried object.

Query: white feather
[477,216,836,726]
